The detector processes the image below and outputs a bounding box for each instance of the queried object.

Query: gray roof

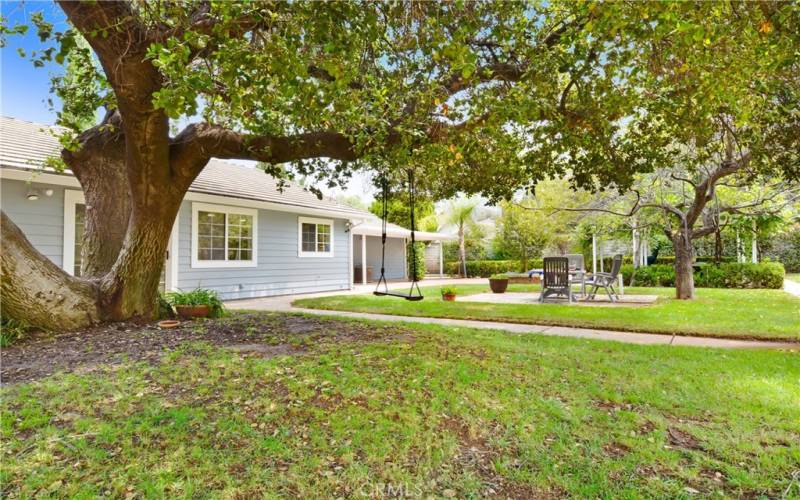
[0,116,364,218]
[0,116,65,170]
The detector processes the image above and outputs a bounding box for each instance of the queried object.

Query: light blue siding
[176,200,352,299]
[1,179,66,267]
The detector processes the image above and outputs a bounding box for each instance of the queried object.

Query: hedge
[445,259,537,277]
[622,262,784,289]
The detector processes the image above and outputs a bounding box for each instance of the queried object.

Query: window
[191,202,258,268]
[298,217,334,257]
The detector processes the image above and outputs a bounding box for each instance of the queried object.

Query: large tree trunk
[672,230,695,300]
[98,196,180,321]
[62,111,131,277]
[1,211,101,330]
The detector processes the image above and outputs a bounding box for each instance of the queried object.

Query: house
[0,116,453,300]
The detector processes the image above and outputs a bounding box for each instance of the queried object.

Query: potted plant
[488,273,509,293]
[165,288,226,319]
[441,285,458,301]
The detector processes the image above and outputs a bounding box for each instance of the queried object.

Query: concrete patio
[458,292,659,307]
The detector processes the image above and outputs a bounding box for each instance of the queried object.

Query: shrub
[489,273,508,280]
[165,288,227,318]
[445,259,536,277]
[440,286,458,296]
[621,262,784,289]
[0,316,29,347]
[407,241,426,281]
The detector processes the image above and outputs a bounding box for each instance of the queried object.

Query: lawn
[295,285,800,342]
[2,312,798,497]
[787,273,800,282]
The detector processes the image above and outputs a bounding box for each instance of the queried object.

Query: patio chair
[540,257,573,303]
[566,253,587,296]
[586,254,623,302]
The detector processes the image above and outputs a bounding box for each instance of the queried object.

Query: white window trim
[191,202,258,268]
[62,189,85,276]
[298,216,334,258]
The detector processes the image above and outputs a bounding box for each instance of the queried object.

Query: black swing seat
[373,290,424,301]
[373,271,424,301]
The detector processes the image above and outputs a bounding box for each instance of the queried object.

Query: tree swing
[373,169,424,301]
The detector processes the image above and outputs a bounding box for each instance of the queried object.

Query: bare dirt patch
[1,313,412,384]
[437,416,558,498]
[603,441,631,458]
[667,427,704,451]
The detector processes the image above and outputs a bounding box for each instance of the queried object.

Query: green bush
[440,286,458,296]
[0,316,29,347]
[621,262,784,289]
[445,260,528,277]
[165,288,227,318]
[407,241,426,281]
[489,273,509,280]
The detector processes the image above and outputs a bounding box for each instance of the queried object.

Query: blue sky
[1,1,68,124]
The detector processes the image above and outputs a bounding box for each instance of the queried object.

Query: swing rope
[373,169,424,301]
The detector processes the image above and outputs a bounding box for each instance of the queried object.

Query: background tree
[519,2,799,299]
[441,198,481,277]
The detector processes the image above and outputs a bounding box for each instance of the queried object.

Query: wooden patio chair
[540,257,573,303]
[586,254,623,302]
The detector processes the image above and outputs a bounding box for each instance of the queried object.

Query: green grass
[295,285,800,341]
[2,314,799,497]
[787,273,800,282]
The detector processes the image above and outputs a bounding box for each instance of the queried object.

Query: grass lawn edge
[290,299,800,344]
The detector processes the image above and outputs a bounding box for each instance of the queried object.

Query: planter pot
[489,279,509,293]
[157,319,181,329]
[175,304,211,319]
[442,293,457,302]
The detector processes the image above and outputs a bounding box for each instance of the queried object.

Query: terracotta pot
[489,279,509,293]
[442,293,456,302]
[157,319,181,329]
[175,304,211,319]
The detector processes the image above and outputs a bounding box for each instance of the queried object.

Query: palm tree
[442,198,481,277]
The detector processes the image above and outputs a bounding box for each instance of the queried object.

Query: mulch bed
[1,313,411,385]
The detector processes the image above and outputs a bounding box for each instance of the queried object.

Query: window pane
[198,248,211,260]
[317,224,331,252]
[211,249,226,260]
[226,213,253,261]
[201,211,225,224]
[74,204,86,276]
[240,249,252,261]
[302,223,316,252]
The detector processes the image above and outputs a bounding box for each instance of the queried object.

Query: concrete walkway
[785,277,800,298]
[227,285,798,350]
